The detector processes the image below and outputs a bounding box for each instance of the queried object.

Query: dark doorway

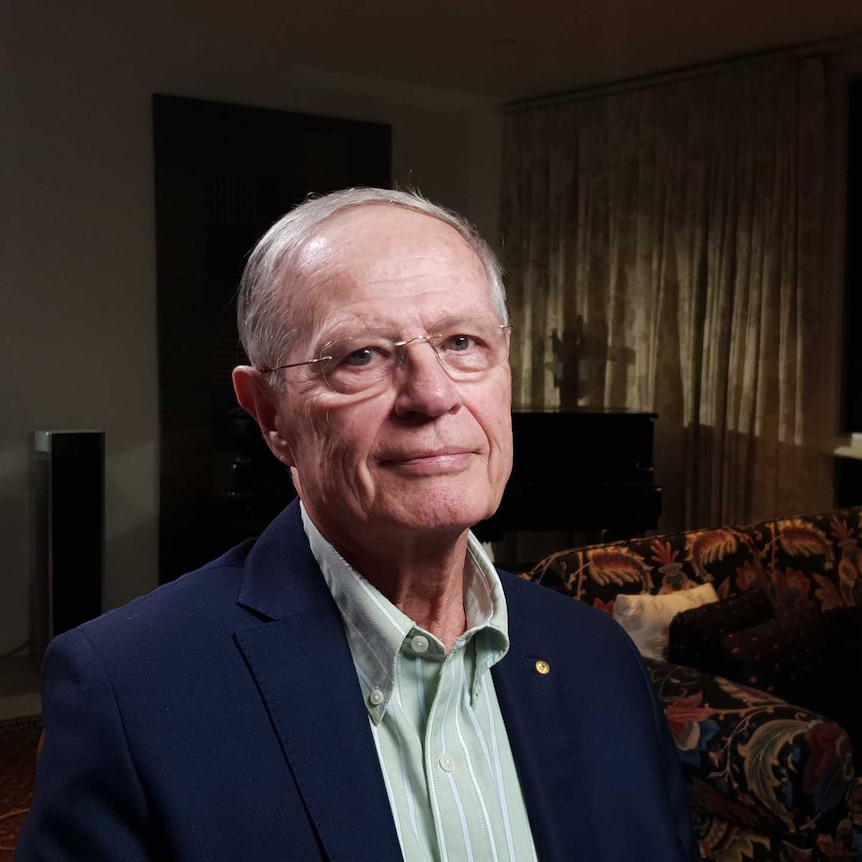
[837,80,862,508]
[152,94,391,582]
[842,80,862,435]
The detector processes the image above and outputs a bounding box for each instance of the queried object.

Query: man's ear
[232,365,295,466]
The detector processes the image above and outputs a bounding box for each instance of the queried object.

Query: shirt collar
[300,502,509,722]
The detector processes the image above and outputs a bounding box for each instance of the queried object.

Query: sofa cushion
[819,606,862,753]
[716,607,827,699]
[716,606,862,749]
[667,587,774,673]
[612,582,719,660]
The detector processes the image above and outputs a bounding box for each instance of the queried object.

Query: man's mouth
[379,448,477,472]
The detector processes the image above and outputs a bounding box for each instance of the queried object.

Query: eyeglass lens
[320,317,510,394]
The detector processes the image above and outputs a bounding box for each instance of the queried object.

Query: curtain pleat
[500,56,835,532]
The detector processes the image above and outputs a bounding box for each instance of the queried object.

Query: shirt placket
[425,637,495,862]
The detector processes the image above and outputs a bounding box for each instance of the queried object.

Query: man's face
[267,204,513,550]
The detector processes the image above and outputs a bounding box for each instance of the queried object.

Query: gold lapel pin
[535,660,550,675]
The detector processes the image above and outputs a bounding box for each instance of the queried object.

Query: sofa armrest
[646,658,856,843]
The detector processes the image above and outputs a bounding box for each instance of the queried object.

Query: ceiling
[198,0,862,104]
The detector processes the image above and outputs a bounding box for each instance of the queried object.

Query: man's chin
[363,475,501,533]
[379,500,495,536]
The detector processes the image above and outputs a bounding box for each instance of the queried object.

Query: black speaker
[33,430,105,657]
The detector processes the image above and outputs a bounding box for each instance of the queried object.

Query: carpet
[0,715,42,860]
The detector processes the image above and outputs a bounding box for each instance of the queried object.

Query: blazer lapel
[234,502,403,862]
[493,574,599,861]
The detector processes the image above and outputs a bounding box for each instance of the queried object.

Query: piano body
[223,406,661,568]
[474,407,662,544]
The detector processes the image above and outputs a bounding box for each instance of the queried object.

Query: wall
[0,2,503,654]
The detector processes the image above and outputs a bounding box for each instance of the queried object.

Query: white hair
[236,186,508,373]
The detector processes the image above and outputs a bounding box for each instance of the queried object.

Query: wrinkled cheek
[278,397,333,475]
[493,406,514,496]
[491,455,512,511]
[301,407,376,505]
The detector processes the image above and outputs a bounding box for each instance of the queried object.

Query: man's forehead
[288,206,482,293]
[299,204,473,265]
[281,203,491,341]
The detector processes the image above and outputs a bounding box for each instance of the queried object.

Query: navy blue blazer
[17,500,697,861]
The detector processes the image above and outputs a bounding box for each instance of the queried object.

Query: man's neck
[318,517,473,653]
[372,558,469,653]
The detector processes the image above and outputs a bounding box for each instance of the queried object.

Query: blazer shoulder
[69,537,257,647]
[497,568,643,662]
[498,568,612,621]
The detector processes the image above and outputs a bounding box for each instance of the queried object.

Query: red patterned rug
[0,715,42,860]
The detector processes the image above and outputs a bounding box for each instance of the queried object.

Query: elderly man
[18,188,697,861]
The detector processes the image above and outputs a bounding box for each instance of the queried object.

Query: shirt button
[439,753,456,772]
[411,635,429,654]
[369,688,384,706]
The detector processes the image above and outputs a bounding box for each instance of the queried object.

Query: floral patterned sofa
[521,506,862,862]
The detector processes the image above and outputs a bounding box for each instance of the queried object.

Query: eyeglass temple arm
[259,355,333,373]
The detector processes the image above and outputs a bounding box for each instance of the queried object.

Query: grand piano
[472,407,662,543]
[226,406,661,548]
[160,402,662,584]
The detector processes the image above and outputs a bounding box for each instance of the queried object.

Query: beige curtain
[500,56,838,533]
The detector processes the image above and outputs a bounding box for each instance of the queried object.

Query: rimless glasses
[259,315,512,396]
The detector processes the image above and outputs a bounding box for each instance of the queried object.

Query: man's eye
[343,347,376,367]
[338,343,393,368]
[443,333,478,352]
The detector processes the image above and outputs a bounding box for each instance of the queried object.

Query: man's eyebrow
[316,322,400,344]
[312,313,484,347]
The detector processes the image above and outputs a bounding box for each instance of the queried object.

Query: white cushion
[612,583,719,660]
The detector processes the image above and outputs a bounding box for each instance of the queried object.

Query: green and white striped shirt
[302,504,539,862]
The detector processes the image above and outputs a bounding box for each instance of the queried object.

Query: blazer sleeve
[15,628,160,861]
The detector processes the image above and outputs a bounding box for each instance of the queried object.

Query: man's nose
[391,339,461,416]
